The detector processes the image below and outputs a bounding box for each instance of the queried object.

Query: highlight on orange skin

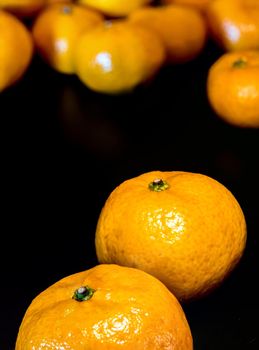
[206,0,259,51]
[32,2,104,74]
[74,20,166,94]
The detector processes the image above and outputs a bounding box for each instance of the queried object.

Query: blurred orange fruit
[15,264,193,349]
[74,20,165,94]
[32,2,104,74]
[207,50,259,128]
[206,0,259,51]
[129,4,207,64]
[0,0,45,17]
[162,0,210,12]
[95,170,247,301]
[0,10,33,92]
[78,0,152,17]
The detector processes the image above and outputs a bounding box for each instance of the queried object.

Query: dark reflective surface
[1,40,259,349]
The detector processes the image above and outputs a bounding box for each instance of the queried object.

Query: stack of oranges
[0,0,208,94]
[1,0,259,127]
[0,0,255,347]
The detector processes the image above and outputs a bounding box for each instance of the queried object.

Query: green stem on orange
[73,286,95,302]
[148,179,169,192]
[232,58,247,68]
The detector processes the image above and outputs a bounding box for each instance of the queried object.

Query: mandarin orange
[95,171,247,301]
[74,20,165,94]
[15,264,193,349]
[207,50,259,128]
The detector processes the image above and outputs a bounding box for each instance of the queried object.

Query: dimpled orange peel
[95,170,247,301]
[15,264,193,350]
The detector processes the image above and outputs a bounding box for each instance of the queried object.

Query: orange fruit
[206,0,259,51]
[32,2,104,74]
[129,4,208,64]
[162,0,210,13]
[0,10,33,92]
[207,50,259,128]
[95,171,247,301]
[74,20,165,94]
[77,0,152,17]
[15,264,193,349]
[0,0,46,17]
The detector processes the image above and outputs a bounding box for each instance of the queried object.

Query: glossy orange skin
[206,0,259,51]
[78,0,152,17]
[0,0,46,17]
[74,20,165,94]
[15,264,193,350]
[0,10,33,92]
[129,5,208,64]
[162,0,211,12]
[95,171,247,301]
[32,3,104,74]
[207,50,259,128]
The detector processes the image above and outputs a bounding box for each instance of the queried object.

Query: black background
[1,37,259,349]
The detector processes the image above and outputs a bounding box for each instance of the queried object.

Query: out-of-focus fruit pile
[1,0,259,127]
